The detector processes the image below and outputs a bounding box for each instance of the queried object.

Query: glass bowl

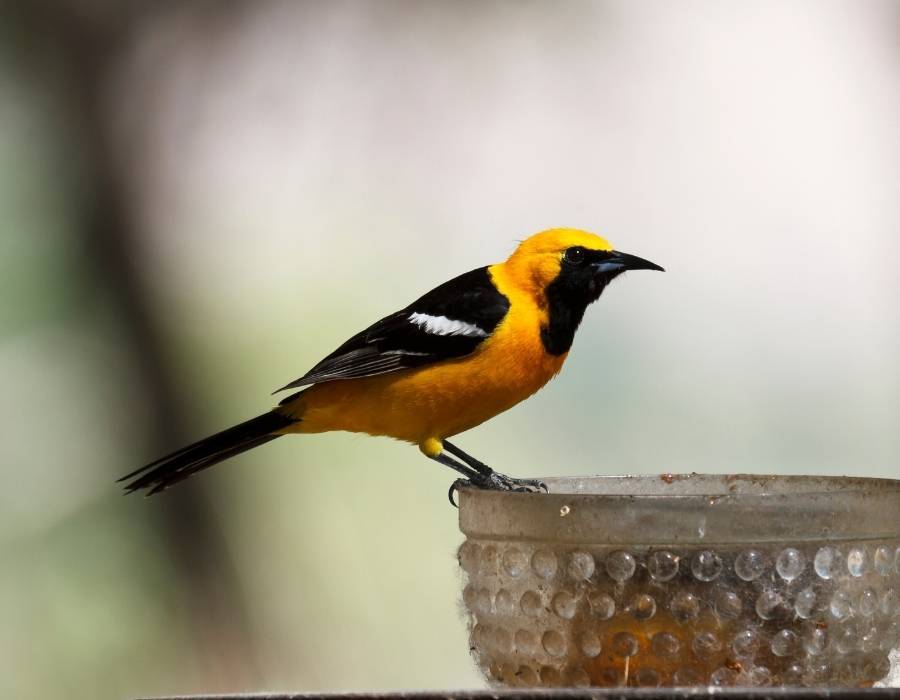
[456,474,900,688]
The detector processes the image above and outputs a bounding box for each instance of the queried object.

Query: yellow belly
[281,274,566,445]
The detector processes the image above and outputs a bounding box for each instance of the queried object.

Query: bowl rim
[504,473,900,498]
[458,473,900,544]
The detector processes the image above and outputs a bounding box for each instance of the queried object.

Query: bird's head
[504,228,664,354]
[506,228,664,304]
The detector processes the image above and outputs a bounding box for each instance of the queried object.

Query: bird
[119,228,663,502]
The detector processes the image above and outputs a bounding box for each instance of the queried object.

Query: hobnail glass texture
[457,474,900,688]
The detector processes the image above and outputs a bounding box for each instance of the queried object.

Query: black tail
[119,412,296,495]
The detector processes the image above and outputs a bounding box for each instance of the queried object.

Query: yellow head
[511,227,615,258]
[502,228,664,355]
[506,228,613,290]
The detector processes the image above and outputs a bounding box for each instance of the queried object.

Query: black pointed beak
[594,250,665,274]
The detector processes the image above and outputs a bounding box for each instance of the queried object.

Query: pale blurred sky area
[1,1,898,697]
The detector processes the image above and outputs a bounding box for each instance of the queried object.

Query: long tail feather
[120,412,296,495]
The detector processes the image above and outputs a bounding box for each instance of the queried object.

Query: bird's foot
[448,472,548,507]
[477,471,548,494]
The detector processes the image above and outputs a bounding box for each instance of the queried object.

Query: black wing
[276,266,509,392]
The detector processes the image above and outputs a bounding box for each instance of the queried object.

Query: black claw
[448,478,471,507]
[514,478,549,493]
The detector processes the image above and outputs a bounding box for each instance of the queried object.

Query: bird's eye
[564,247,586,264]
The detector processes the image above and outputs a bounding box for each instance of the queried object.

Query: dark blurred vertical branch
[7,0,258,689]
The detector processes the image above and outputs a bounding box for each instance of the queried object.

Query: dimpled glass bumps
[457,475,900,688]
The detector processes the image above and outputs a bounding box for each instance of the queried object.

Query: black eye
[564,247,586,264]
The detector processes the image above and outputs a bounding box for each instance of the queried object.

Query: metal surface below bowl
[457,474,900,689]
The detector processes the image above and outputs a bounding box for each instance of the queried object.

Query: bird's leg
[441,440,491,475]
[442,440,548,494]
[428,452,485,507]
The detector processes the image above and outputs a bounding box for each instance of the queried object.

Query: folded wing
[276,266,510,392]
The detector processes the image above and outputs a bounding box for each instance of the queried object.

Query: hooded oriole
[121,228,663,500]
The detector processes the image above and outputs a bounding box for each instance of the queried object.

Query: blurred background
[1,0,898,697]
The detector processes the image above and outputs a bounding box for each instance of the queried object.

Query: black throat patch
[539,262,618,356]
[540,282,591,355]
